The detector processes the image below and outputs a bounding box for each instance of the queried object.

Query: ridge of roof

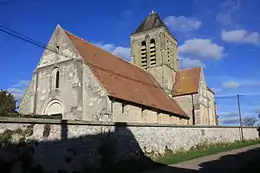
[64,30,133,66]
[64,30,163,88]
[178,66,201,72]
[63,29,188,118]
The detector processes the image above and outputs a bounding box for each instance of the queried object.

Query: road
[144,144,260,173]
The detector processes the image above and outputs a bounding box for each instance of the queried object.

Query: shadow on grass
[0,121,259,173]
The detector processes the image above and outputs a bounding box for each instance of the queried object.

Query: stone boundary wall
[0,117,258,172]
[0,117,256,128]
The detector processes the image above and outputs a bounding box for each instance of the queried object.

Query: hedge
[0,112,62,119]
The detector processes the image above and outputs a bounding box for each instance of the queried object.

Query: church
[19,11,217,125]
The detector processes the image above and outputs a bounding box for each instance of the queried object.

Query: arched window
[55,70,60,88]
[52,68,60,89]
[141,41,147,69]
[150,39,156,66]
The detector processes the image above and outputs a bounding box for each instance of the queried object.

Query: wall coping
[0,117,257,129]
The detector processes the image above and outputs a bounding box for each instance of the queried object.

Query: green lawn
[155,139,260,165]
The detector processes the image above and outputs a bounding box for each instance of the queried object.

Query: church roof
[64,30,188,118]
[172,67,201,96]
[133,11,168,34]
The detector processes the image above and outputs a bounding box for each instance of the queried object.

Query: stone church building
[19,11,217,125]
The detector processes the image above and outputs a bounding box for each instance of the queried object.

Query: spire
[133,11,167,34]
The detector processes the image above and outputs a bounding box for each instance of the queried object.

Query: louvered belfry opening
[141,41,147,69]
[150,39,156,66]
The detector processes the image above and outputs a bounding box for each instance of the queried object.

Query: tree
[242,117,258,127]
[0,90,16,115]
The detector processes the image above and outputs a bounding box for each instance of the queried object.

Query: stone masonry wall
[173,94,200,125]
[19,25,84,120]
[0,117,258,172]
[112,101,188,124]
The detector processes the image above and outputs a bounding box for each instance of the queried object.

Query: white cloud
[216,12,233,26]
[179,56,206,69]
[220,114,258,126]
[220,116,239,125]
[95,43,131,61]
[220,0,241,9]
[221,29,260,45]
[164,16,201,32]
[179,39,226,60]
[221,80,260,89]
[218,111,238,117]
[216,0,241,27]
[7,80,30,101]
[222,81,241,89]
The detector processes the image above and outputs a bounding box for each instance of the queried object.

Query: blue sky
[1,0,260,125]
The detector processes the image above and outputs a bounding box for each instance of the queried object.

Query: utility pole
[214,101,219,126]
[237,94,244,140]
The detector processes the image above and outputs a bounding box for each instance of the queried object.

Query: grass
[155,139,260,165]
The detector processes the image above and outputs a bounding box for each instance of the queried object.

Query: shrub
[0,129,13,143]
[0,112,61,119]
[0,90,16,115]
[24,124,35,137]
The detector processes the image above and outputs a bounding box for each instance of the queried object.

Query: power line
[215,95,237,99]
[0,0,22,5]
[2,24,260,101]
[0,25,165,91]
[216,92,260,99]
[0,28,54,52]
[0,24,57,52]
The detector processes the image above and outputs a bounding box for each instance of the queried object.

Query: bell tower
[130,10,178,94]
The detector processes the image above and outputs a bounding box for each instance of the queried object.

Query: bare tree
[242,117,258,126]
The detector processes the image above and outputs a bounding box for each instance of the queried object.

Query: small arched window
[52,68,60,89]
[55,71,60,88]
[150,39,156,66]
[141,41,147,69]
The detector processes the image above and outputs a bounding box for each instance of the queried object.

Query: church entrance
[45,100,63,117]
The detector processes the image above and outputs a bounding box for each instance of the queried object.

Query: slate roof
[64,30,188,118]
[133,11,167,34]
[172,67,201,96]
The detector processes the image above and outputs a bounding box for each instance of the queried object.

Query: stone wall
[173,94,200,125]
[198,68,217,126]
[0,117,258,172]
[19,25,85,120]
[112,101,187,124]
[82,64,111,122]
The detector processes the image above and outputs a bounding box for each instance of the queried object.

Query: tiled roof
[64,30,188,118]
[172,67,201,96]
[133,12,167,34]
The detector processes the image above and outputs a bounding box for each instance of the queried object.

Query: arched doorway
[45,100,63,116]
